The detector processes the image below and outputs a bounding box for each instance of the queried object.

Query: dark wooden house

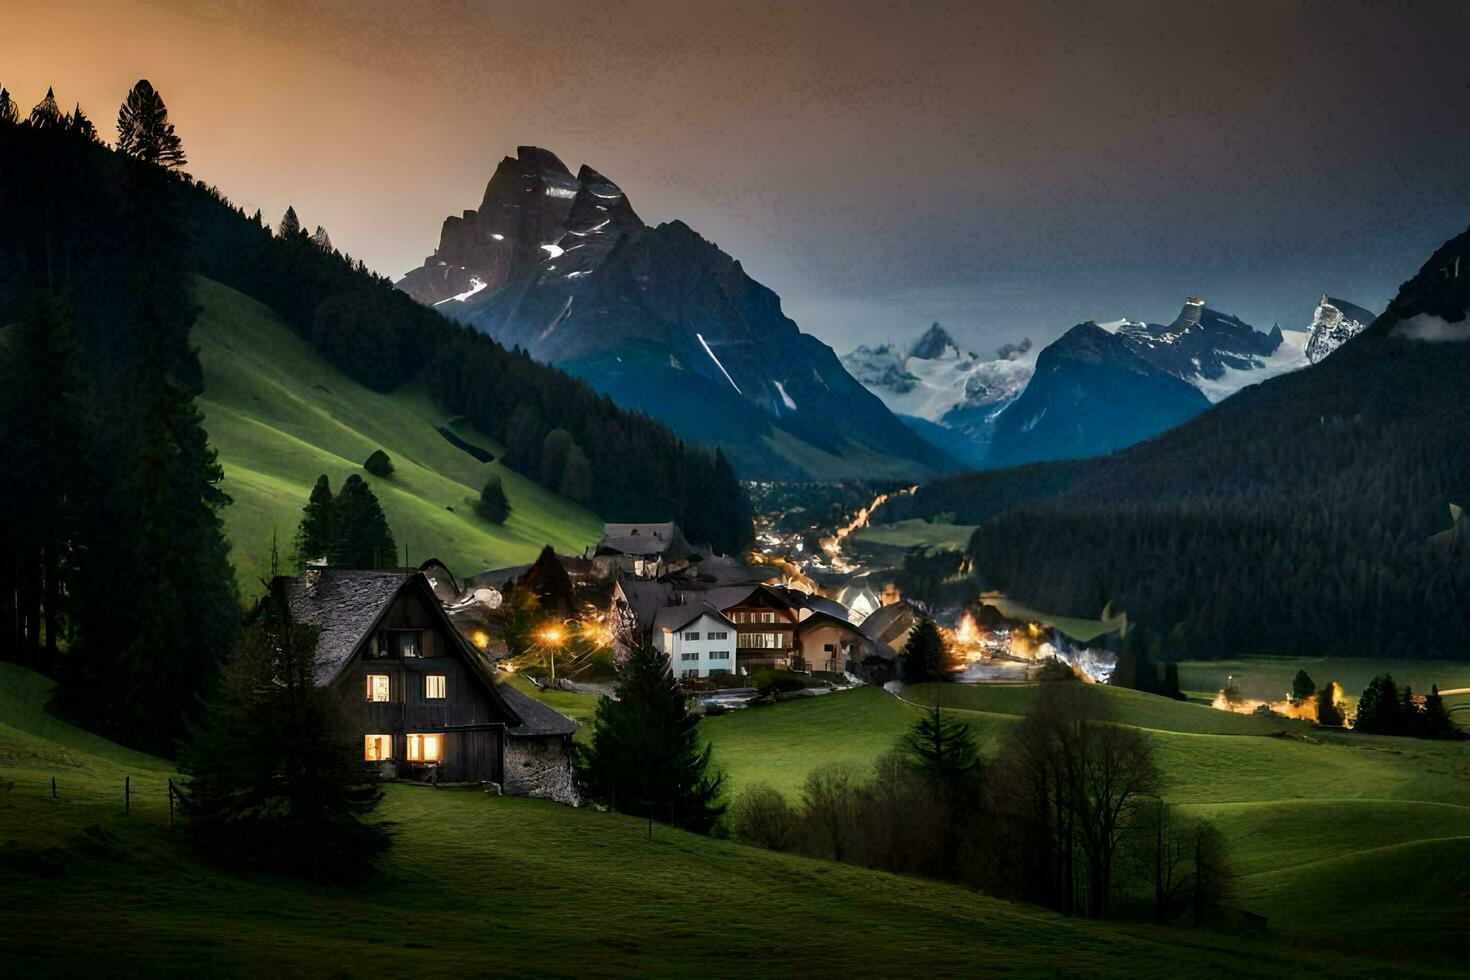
[285,567,578,802]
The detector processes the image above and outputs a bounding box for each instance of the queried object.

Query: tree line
[0,82,236,751]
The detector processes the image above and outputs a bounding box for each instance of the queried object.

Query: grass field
[689,679,1470,965]
[847,518,978,563]
[1176,657,1470,702]
[193,277,603,593]
[3,664,1430,977]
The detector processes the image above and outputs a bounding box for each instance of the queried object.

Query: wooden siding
[333,586,508,784]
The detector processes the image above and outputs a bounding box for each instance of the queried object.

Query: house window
[824,643,835,653]
[385,631,420,655]
[681,651,699,662]
[760,611,777,624]
[406,733,443,762]
[424,674,446,700]
[709,649,730,661]
[709,631,728,640]
[364,734,392,761]
[365,674,390,702]
[684,631,701,641]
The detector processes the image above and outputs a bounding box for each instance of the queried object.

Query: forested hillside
[0,94,748,750]
[890,230,1470,660]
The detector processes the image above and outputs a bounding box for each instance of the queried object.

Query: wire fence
[1,770,181,827]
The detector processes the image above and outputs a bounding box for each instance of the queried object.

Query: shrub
[728,784,799,851]
[751,668,807,694]
[363,449,394,477]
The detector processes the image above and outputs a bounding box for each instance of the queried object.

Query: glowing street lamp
[536,624,567,683]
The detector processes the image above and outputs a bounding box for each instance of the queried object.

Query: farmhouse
[284,565,578,803]
[651,602,738,679]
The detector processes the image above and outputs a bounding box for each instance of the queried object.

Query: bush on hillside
[727,784,799,851]
[363,449,393,477]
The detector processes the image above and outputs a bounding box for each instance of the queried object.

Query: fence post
[125,775,130,814]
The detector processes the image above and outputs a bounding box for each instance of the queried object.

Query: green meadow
[193,276,602,592]
[2,662,1434,978]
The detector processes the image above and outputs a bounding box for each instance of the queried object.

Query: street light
[536,624,567,684]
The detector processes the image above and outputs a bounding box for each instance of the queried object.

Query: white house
[651,603,738,679]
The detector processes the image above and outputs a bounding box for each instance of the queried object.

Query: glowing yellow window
[365,674,390,702]
[424,674,446,700]
[364,734,392,761]
[406,733,443,762]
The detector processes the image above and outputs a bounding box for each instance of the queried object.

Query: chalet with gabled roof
[284,565,578,803]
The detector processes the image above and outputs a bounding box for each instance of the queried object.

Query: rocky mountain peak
[910,323,959,360]
[1305,294,1376,363]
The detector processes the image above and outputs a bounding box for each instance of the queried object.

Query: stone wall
[503,735,578,805]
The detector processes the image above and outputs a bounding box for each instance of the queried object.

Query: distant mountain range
[847,294,1373,469]
[890,226,1469,660]
[397,147,955,481]
[840,324,1033,467]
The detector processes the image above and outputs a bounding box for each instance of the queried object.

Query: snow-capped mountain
[841,324,1034,465]
[396,147,956,481]
[1304,294,1376,363]
[1098,298,1295,403]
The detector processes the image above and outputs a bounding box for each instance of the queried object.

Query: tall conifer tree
[576,644,726,833]
[116,79,185,168]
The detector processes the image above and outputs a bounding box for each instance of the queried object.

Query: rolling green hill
[193,277,603,590]
[690,683,1470,965]
[0,662,1419,978]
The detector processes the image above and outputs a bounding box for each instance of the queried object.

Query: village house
[284,564,579,804]
[651,602,738,679]
[593,522,700,579]
[615,578,895,679]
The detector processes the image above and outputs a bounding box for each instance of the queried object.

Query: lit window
[761,612,776,623]
[406,733,443,762]
[365,674,390,702]
[425,674,446,700]
[364,734,392,761]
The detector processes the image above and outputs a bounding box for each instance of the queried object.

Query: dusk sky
[7,0,1470,353]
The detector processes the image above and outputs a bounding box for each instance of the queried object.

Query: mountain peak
[910,323,958,360]
[1305,294,1376,363]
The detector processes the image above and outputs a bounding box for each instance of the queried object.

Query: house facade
[286,566,578,803]
[651,606,738,679]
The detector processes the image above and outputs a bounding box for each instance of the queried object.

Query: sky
[5,0,1470,354]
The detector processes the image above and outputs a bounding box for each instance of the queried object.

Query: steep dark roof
[653,602,736,634]
[285,569,417,684]
[498,683,580,736]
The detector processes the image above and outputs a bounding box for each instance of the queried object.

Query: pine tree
[1423,685,1460,739]
[517,545,574,621]
[1354,674,1403,735]
[27,87,63,130]
[1291,669,1316,702]
[478,473,511,524]
[904,705,981,794]
[67,103,97,142]
[0,87,19,124]
[903,617,945,682]
[575,643,725,833]
[310,225,332,251]
[328,474,395,568]
[278,205,302,239]
[293,474,335,567]
[179,560,392,878]
[115,80,185,168]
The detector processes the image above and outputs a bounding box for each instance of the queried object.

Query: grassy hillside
[1176,657,1470,702]
[193,277,602,590]
[0,663,1416,978]
[691,682,1470,965]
